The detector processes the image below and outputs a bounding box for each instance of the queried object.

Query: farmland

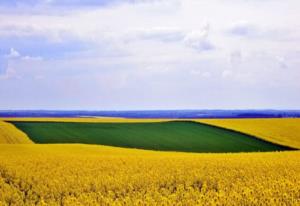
[197,118,300,149]
[10,121,290,152]
[0,144,300,205]
[0,117,300,205]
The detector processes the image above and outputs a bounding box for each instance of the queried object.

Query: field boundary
[195,120,299,150]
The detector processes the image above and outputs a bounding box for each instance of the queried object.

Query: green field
[11,121,290,153]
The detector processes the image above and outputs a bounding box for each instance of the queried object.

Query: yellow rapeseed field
[0,121,33,144]
[197,118,300,149]
[0,144,299,206]
[0,118,300,205]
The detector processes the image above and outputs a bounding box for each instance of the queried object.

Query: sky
[0,0,299,110]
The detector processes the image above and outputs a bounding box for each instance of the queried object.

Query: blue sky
[0,0,300,110]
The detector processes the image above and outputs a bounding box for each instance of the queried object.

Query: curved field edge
[0,144,300,205]
[192,120,297,151]
[10,121,291,153]
[196,118,300,149]
[0,121,33,144]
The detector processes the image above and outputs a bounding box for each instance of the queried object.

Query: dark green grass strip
[11,121,291,153]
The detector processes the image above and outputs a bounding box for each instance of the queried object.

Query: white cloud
[229,21,257,37]
[0,48,43,80]
[229,50,242,67]
[277,56,288,69]
[0,67,18,80]
[34,74,45,80]
[202,71,211,78]
[1,48,20,79]
[21,56,43,61]
[183,24,214,52]
[227,20,299,43]
[6,48,20,58]
[222,70,233,78]
[3,48,42,61]
[129,27,184,42]
[0,0,300,109]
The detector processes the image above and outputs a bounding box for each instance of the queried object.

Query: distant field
[0,144,299,205]
[1,117,168,123]
[197,118,300,149]
[11,121,290,152]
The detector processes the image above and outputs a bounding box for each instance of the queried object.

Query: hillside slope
[0,121,33,144]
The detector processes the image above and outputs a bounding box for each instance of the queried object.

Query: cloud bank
[0,0,300,110]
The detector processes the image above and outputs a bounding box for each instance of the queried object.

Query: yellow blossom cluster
[0,144,299,206]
